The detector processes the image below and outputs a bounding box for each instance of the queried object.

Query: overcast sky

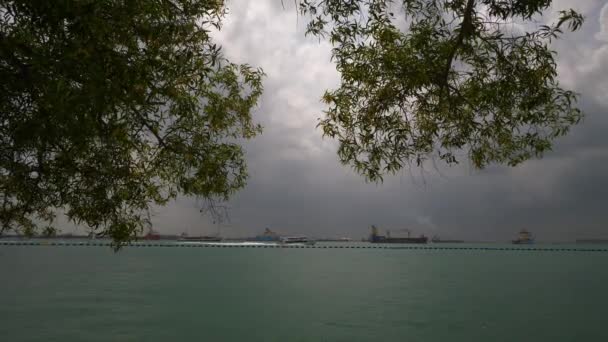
[121,1,608,241]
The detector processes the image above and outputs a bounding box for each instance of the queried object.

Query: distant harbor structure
[369,225,428,244]
[512,229,534,244]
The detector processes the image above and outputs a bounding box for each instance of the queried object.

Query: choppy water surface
[1,243,607,341]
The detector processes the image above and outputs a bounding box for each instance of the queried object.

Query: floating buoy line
[1,240,607,252]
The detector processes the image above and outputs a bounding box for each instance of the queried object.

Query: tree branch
[438,0,476,95]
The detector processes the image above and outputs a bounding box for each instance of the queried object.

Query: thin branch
[438,0,476,96]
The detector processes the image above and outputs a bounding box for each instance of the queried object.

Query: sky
[98,1,608,242]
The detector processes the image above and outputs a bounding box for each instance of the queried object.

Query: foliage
[299,0,584,181]
[0,0,264,245]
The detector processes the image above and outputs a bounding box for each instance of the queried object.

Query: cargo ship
[369,225,428,244]
[178,233,222,242]
[512,229,534,244]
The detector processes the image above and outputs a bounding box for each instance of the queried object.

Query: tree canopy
[299,0,584,181]
[0,0,263,244]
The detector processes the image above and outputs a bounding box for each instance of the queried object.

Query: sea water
[1,242,607,341]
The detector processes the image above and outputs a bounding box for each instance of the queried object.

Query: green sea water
[1,243,607,341]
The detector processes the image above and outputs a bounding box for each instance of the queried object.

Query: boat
[143,228,161,240]
[280,236,315,245]
[369,225,428,244]
[178,233,222,242]
[254,228,280,242]
[512,229,534,244]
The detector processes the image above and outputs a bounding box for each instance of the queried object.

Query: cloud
[596,2,608,42]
